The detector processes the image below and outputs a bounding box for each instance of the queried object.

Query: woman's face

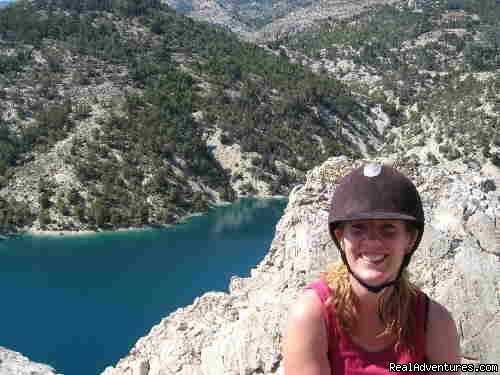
[334,220,417,286]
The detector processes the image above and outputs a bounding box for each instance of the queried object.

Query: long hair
[320,262,419,354]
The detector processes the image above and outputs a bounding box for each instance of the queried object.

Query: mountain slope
[278,0,500,168]
[0,0,385,235]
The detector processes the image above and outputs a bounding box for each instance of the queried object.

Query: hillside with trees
[0,0,383,235]
[277,0,500,168]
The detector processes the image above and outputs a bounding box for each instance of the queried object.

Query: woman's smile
[359,253,387,265]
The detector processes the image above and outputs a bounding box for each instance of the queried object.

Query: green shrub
[426,152,439,165]
[39,209,51,227]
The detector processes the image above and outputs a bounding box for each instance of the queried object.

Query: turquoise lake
[0,198,287,375]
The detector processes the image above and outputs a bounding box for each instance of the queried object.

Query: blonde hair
[320,262,419,354]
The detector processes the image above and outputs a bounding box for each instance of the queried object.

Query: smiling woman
[282,163,460,375]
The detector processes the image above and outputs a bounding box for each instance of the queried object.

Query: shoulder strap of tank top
[424,293,430,332]
[305,279,333,334]
[415,291,429,361]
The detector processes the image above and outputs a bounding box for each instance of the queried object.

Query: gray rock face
[101,157,500,375]
[0,347,60,375]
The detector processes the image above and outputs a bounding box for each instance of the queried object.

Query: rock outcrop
[101,156,500,375]
[0,347,60,375]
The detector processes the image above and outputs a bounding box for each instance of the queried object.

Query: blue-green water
[0,198,287,375]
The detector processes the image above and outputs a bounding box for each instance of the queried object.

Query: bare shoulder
[282,289,330,375]
[283,289,327,346]
[287,289,325,321]
[425,298,461,364]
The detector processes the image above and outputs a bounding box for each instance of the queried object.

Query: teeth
[362,254,385,262]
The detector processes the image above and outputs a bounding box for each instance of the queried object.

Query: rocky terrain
[100,156,500,375]
[0,347,60,375]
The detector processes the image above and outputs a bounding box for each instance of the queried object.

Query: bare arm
[282,290,331,375]
[425,299,461,374]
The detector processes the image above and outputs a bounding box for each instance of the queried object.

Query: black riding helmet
[329,163,425,293]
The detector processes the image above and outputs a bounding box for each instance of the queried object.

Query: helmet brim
[329,211,422,225]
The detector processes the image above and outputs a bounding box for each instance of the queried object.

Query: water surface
[0,198,287,374]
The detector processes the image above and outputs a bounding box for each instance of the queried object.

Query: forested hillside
[278,0,500,167]
[0,0,380,235]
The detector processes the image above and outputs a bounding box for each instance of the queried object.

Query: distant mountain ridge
[0,1,12,8]
[164,0,402,41]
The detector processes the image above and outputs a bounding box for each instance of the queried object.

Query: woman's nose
[362,226,383,242]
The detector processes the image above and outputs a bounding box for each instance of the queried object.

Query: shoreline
[5,196,288,239]
[23,215,204,238]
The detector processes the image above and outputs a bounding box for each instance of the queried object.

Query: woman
[282,163,460,374]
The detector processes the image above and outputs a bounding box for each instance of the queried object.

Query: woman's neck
[349,276,396,340]
[349,274,394,315]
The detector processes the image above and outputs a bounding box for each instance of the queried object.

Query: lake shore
[5,196,288,239]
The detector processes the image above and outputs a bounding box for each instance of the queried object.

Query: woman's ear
[334,227,344,244]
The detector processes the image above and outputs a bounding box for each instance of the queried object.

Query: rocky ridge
[101,156,500,375]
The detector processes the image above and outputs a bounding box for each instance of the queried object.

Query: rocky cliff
[100,156,500,375]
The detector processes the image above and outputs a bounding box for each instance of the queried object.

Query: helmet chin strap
[345,262,403,293]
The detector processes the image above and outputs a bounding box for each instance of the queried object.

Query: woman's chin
[351,257,400,283]
[354,269,393,285]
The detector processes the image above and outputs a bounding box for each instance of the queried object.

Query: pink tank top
[305,279,428,375]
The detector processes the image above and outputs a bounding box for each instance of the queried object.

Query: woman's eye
[381,226,396,234]
[351,225,365,234]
